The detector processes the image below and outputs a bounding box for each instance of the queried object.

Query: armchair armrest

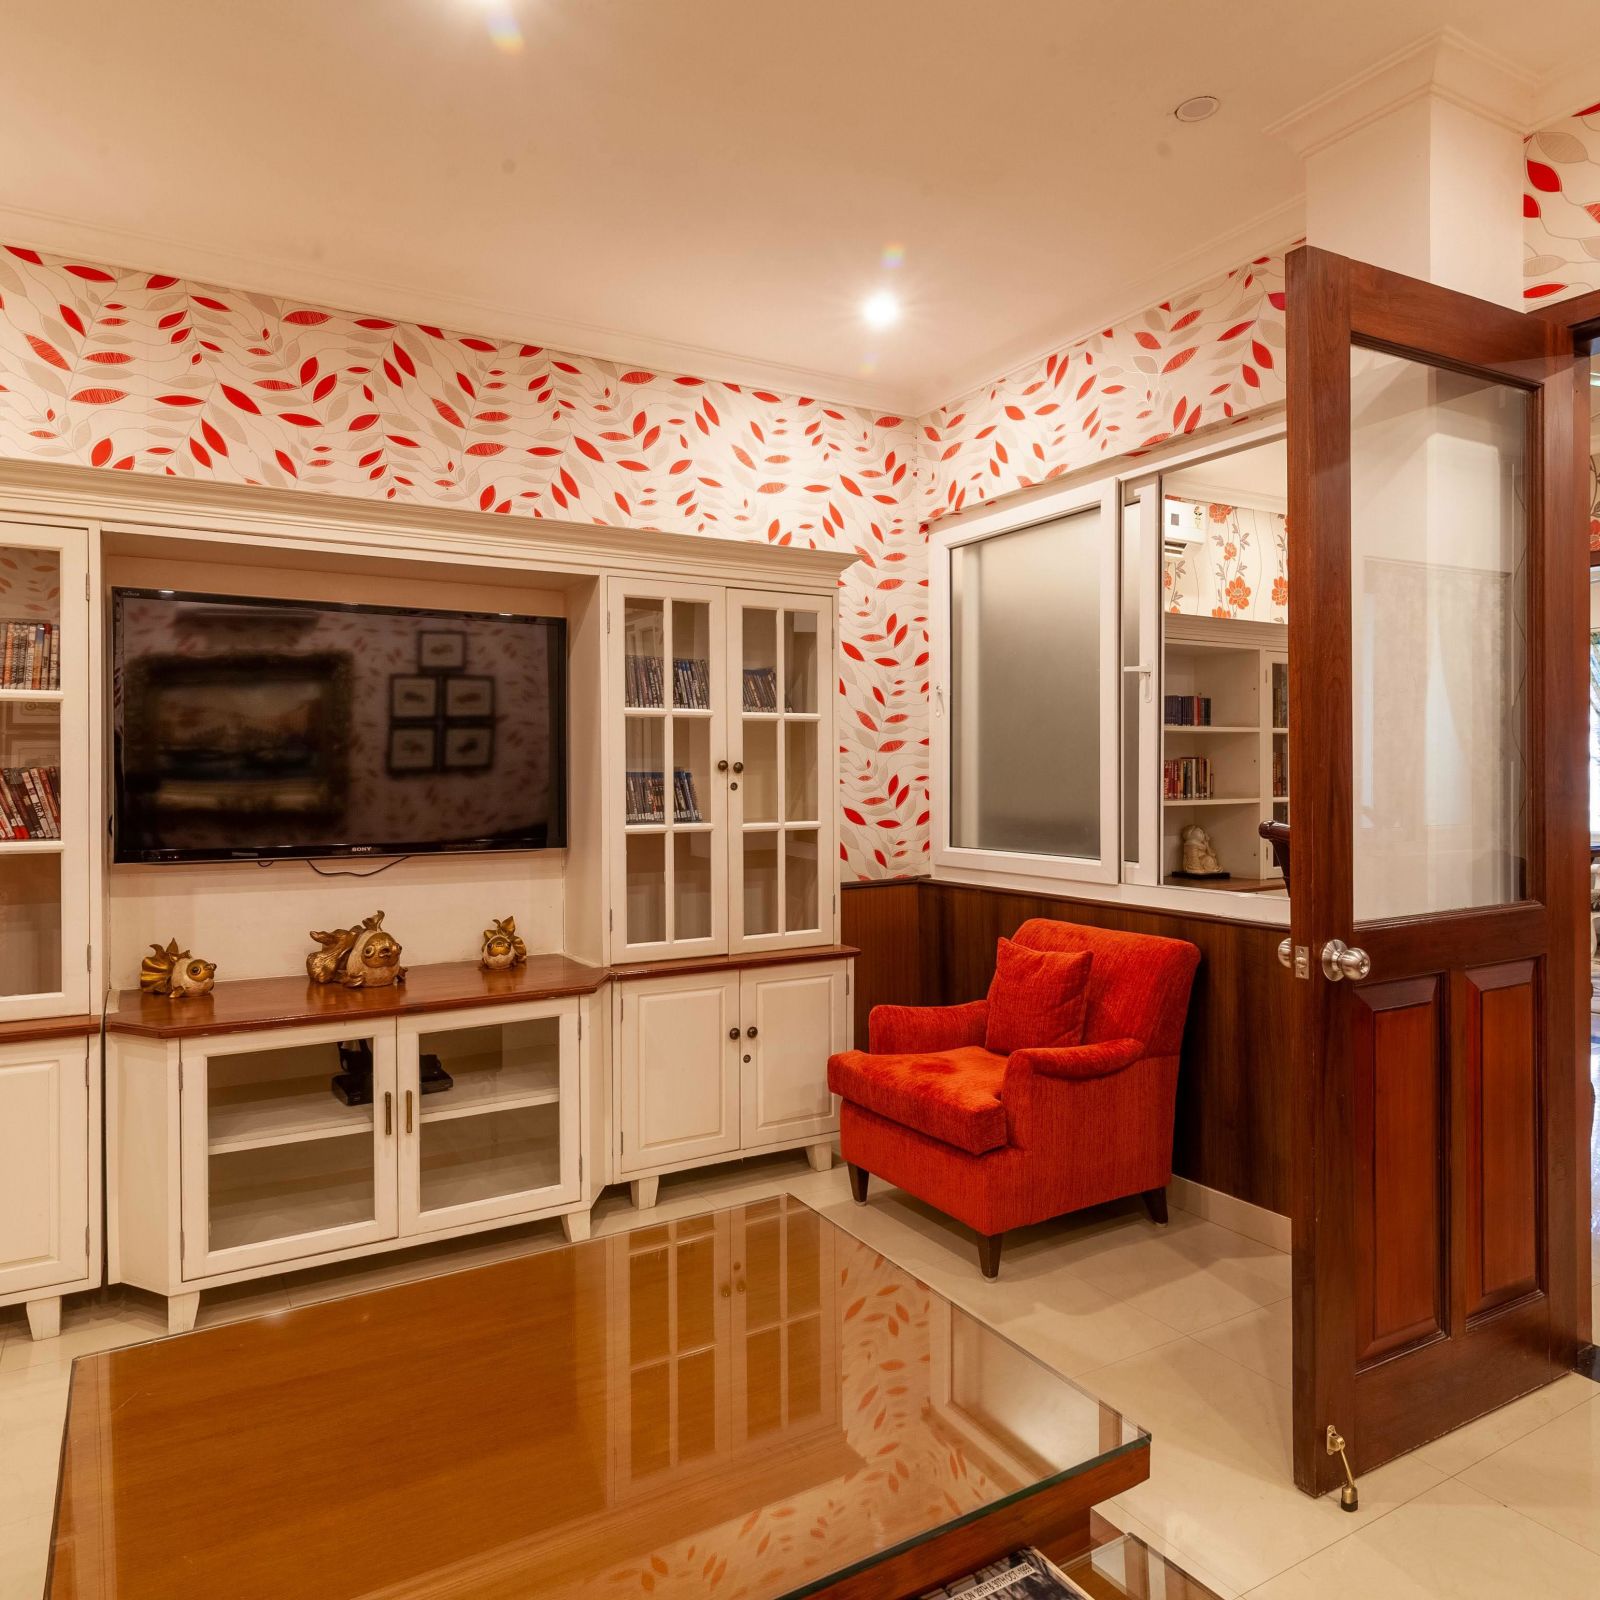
[868,999,989,1054]
[1009,1037,1145,1082]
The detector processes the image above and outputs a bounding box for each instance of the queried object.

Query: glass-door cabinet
[606,580,836,961]
[0,522,89,1021]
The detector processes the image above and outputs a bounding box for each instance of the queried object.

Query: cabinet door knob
[716,759,729,772]
[405,1090,414,1135]
[728,1026,740,1040]
[746,1025,758,1039]
[731,761,744,773]
[384,1092,393,1136]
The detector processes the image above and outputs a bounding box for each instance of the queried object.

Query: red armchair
[827,919,1200,1277]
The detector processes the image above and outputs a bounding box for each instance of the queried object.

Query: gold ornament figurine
[306,910,407,989]
[479,915,528,971]
[139,938,218,999]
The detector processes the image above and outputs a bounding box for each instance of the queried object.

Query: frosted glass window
[950,508,1102,857]
[1349,347,1528,921]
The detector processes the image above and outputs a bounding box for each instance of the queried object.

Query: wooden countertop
[0,1014,100,1046]
[104,944,858,1039]
[106,954,609,1039]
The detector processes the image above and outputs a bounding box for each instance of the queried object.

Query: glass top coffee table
[48,1196,1149,1598]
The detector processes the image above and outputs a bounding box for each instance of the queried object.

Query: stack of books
[1272,670,1289,729]
[1272,744,1288,799]
[624,653,664,708]
[1163,693,1212,726]
[1,620,59,690]
[1163,755,1214,800]
[742,665,779,711]
[625,769,666,824]
[0,764,60,839]
[672,657,711,708]
[672,768,702,823]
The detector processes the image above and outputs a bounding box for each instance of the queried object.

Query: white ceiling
[3,1,1599,413]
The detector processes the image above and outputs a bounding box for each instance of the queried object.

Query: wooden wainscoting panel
[839,880,930,1045]
[1351,976,1444,1365]
[1463,960,1541,1318]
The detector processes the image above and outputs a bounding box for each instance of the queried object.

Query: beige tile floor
[0,1150,1595,1600]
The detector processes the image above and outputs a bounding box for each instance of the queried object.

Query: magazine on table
[915,1546,1090,1598]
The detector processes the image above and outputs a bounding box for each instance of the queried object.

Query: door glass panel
[784,720,817,822]
[784,829,819,932]
[1349,347,1528,921]
[673,831,713,941]
[623,598,665,708]
[670,716,708,823]
[670,600,712,710]
[624,716,665,825]
[742,720,778,822]
[415,1018,560,1120]
[743,832,779,935]
[626,832,666,944]
[204,1038,377,1253]
[741,609,778,712]
[1,540,63,996]
[782,611,817,712]
[417,1101,561,1213]
[950,506,1102,857]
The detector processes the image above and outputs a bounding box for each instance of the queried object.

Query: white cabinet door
[180,1021,399,1279]
[739,962,846,1149]
[0,1038,89,1297]
[396,999,580,1236]
[726,591,837,953]
[607,578,729,962]
[618,974,740,1175]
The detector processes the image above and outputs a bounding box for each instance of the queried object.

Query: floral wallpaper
[918,253,1287,522]
[1162,496,1289,623]
[0,243,926,879]
[0,241,1299,880]
[1523,100,1600,304]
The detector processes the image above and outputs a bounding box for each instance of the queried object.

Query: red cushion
[984,939,1092,1056]
[827,1046,1008,1155]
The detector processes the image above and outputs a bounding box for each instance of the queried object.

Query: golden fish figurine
[306,911,407,989]
[139,938,217,999]
[480,915,528,971]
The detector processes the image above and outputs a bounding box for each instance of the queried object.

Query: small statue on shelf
[139,939,217,999]
[479,915,528,972]
[1174,823,1228,880]
[306,910,407,989]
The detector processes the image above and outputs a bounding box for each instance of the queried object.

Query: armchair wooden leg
[1142,1186,1169,1226]
[847,1163,870,1204]
[977,1232,1004,1279]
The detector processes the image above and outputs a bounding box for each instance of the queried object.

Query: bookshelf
[1161,615,1288,889]
[0,525,89,1019]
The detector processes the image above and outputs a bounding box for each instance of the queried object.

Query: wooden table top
[48,1197,1144,1600]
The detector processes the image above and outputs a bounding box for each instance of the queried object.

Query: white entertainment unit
[0,462,854,1337]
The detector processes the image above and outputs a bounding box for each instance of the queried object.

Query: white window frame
[930,475,1121,886]
[928,413,1293,927]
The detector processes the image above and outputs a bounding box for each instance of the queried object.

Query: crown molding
[0,202,920,417]
[1528,52,1600,131]
[1266,28,1539,156]
[912,197,1304,417]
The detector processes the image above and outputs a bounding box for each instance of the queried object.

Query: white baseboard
[1170,1175,1291,1254]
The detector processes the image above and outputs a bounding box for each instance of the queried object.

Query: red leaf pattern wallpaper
[1163,498,1289,624]
[0,239,1293,879]
[1523,100,1600,303]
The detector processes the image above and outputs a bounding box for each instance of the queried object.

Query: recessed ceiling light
[861,289,900,330]
[1174,95,1221,123]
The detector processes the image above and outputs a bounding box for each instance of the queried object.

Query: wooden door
[738,961,846,1149]
[1287,245,1586,1494]
[616,973,741,1175]
[179,1021,399,1279]
[395,1000,581,1237]
[0,1037,89,1296]
[725,590,837,952]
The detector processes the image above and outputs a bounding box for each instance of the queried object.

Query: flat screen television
[111,588,566,863]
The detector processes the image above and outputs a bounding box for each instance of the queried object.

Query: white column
[1270,32,1534,306]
